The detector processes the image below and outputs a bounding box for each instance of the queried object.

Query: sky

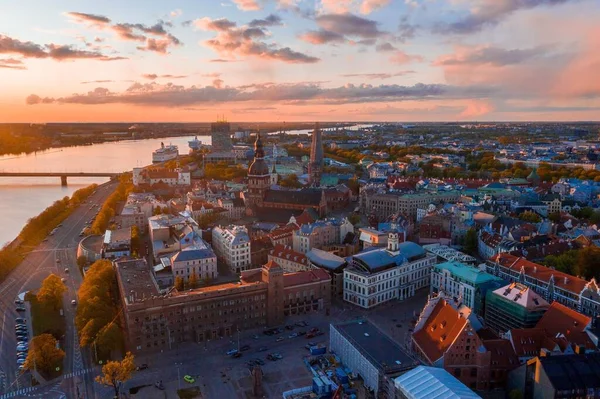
[1,0,599,122]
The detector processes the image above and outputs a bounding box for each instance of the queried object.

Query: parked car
[254,358,265,365]
[71,299,77,306]
[16,344,28,351]
[17,337,28,343]
[276,337,284,342]
[232,352,242,358]
[226,349,238,356]
[15,318,26,323]
[136,364,148,371]
[258,346,268,352]
[183,375,195,384]
[288,333,298,339]
[16,306,26,312]
[154,381,165,390]
[252,334,259,340]
[64,268,69,273]
[240,345,250,352]
[16,359,25,366]
[61,278,66,283]
[285,325,294,331]
[14,299,23,305]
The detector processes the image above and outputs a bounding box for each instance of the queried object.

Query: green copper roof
[434,261,502,285]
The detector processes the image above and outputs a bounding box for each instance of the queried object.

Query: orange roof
[412,299,468,364]
[268,224,298,240]
[483,339,519,370]
[283,268,330,287]
[492,253,589,294]
[269,244,308,265]
[263,260,282,271]
[508,328,556,357]
[536,302,595,349]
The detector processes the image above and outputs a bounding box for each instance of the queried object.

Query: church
[244,124,328,220]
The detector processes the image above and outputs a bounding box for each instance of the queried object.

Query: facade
[486,253,600,321]
[343,234,436,309]
[170,244,217,283]
[120,192,158,231]
[329,319,417,398]
[394,366,481,399]
[308,123,324,187]
[133,167,191,187]
[484,283,549,335]
[306,248,347,297]
[115,259,330,354]
[430,261,504,314]
[102,228,131,259]
[210,121,233,152]
[292,218,353,254]
[212,225,251,273]
[361,189,461,221]
[267,244,309,273]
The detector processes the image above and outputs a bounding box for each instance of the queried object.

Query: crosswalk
[62,367,95,379]
[0,386,36,398]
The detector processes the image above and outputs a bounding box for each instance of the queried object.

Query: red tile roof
[269,244,308,266]
[412,299,468,364]
[484,339,519,370]
[536,302,595,349]
[492,253,589,294]
[268,224,298,240]
[480,231,504,248]
[509,328,557,357]
[283,268,330,287]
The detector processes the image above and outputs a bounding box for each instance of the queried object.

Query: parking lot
[125,293,429,399]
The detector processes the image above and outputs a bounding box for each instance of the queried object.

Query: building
[361,189,461,222]
[308,123,324,187]
[102,228,131,259]
[358,227,390,249]
[486,253,600,321]
[306,248,347,297]
[329,319,418,398]
[344,233,436,308]
[170,243,217,283]
[212,225,251,273]
[267,244,309,273]
[120,193,159,231]
[394,366,481,399]
[204,121,236,164]
[412,296,519,391]
[148,213,199,259]
[132,167,191,187]
[422,244,477,264]
[430,261,504,315]
[509,353,600,399]
[484,283,549,335]
[292,218,353,254]
[115,259,330,354]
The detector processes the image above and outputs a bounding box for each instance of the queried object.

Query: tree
[463,228,478,255]
[95,351,136,398]
[548,211,561,223]
[279,174,303,188]
[518,211,542,223]
[37,274,67,311]
[131,225,141,256]
[175,276,184,291]
[574,247,600,281]
[77,255,88,269]
[95,322,123,356]
[24,334,65,376]
[348,213,360,226]
[188,271,199,289]
[347,178,360,196]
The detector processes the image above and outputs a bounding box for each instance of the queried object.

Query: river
[0,124,373,246]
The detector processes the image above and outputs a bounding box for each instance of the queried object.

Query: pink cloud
[232,0,261,11]
[360,0,391,14]
[459,99,494,118]
[389,51,422,64]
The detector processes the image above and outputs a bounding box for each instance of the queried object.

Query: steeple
[254,131,265,159]
[308,122,324,187]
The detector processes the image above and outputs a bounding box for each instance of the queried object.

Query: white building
[169,243,217,283]
[133,167,191,187]
[343,233,436,309]
[212,225,251,273]
[267,244,309,273]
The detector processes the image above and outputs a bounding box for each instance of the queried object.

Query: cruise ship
[188,136,202,151]
[152,142,179,163]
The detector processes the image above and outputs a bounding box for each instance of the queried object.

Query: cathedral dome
[248,132,269,176]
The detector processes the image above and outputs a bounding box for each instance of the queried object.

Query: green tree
[37,274,67,311]
[348,213,360,226]
[544,250,577,275]
[279,174,303,188]
[175,276,184,291]
[24,334,65,376]
[347,178,360,196]
[519,211,542,223]
[197,212,220,229]
[95,351,136,398]
[464,228,478,255]
[95,322,123,356]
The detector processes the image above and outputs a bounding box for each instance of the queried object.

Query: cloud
[209,58,238,62]
[212,78,225,88]
[397,17,417,42]
[459,99,494,117]
[248,14,283,28]
[375,42,396,52]
[436,0,581,34]
[316,13,383,39]
[202,72,222,77]
[170,9,183,18]
[341,71,415,79]
[198,16,319,63]
[389,50,423,64]
[81,79,115,84]
[26,81,493,107]
[299,29,345,44]
[94,36,105,43]
[0,58,26,70]
[142,73,188,79]
[232,0,261,11]
[434,45,550,66]
[0,34,126,61]
[360,0,391,14]
[66,12,111,24]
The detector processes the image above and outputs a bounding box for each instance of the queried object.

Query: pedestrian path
[62,367,95,379]
[0,386,36,398]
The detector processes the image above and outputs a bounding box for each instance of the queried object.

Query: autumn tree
[24,334,65,376]
[574,247,600,281]
[175,276,184,291]
[130,225,141,256]
[96,351,136,398]
[77,255,88,269]
[37,274,67,311]
[188,271,199,289]
[95,322,123,357]
[518,211,542,223]
[463,228,478,255]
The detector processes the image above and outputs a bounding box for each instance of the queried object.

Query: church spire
[254,131,265,159]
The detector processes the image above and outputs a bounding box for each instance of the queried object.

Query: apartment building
[267,244,309,273]
[292,218,353,254]
[212,225,251,273]
[360,189,461,221]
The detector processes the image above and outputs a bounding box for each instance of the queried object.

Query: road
[0,181,118,398]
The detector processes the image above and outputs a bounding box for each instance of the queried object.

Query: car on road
[154,381,165,390]
[276,337,284,342]
[56,259,60,263]
[64,268,69,273]
[254,358,265,365]
[258,346,268,352]
[71,299,77,306]
[15,306,26,312]
[136,364,148,371]
[15,317,26,323]
[288,333,298,339]
[232,352,242,358]
[226,349,238,356]
[240,345,250,352]
[183,375,195,384]
[42,238,48,242]
[14,299,23,305]
[253,334,259,340]
[61,278,66,283]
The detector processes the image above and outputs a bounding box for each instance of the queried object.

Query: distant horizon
[2,120,600,125]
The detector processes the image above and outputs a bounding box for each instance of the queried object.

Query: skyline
[1,0,599,122]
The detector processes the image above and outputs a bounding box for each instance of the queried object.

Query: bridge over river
[0,172,121,186]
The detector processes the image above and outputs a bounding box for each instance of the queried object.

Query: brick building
[115,258,330,354]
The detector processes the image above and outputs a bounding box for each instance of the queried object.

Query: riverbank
[0,184,98,283]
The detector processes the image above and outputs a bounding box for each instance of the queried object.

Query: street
[0,181,118,399]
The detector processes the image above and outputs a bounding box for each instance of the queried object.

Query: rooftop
[394,366,481,399]
[332,319,417,375]
[538,353,600,391]
[104,227,131,245]
[491,282,549,310]
[283,268,330,287]
[306,248,346,270]
[115,258,160,305]
[434,261,501,285]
